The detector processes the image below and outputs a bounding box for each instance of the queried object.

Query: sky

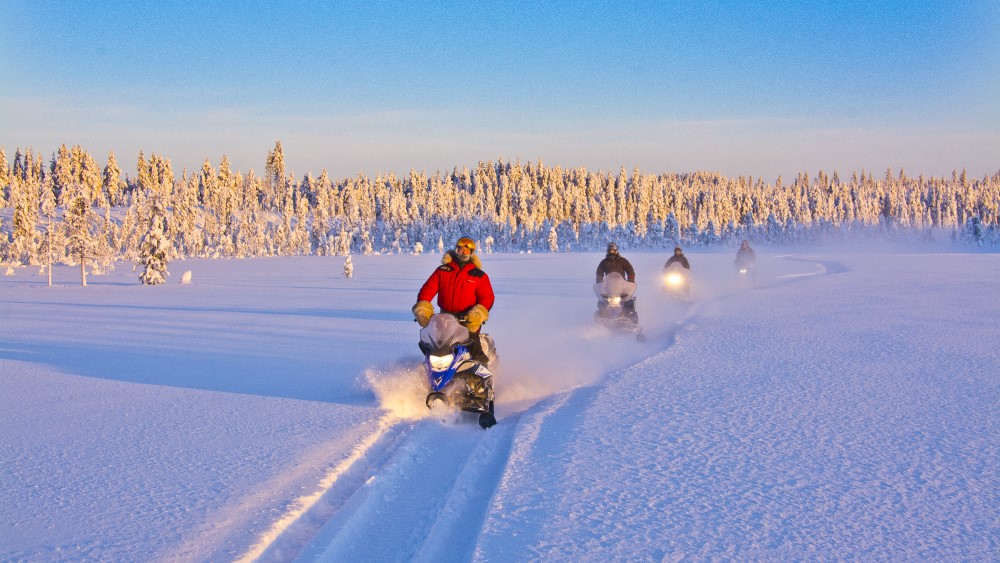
[2,0,998,181]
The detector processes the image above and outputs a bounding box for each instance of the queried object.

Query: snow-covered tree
[360,230,374,255]
[138,195,170,285]
[38,176,57,285]
[102,152,126,206]
[0,147,10,207]
[264,140,285,211]
[343,254,354,278]
[61,182,101,286]
[9,173,40,265]
[334,227,351,256]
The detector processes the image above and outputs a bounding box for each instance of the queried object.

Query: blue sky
[2,1,998,181]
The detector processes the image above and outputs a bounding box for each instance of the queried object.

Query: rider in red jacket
[412,236,494,363]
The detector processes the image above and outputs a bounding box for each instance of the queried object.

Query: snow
[1,250,997,561]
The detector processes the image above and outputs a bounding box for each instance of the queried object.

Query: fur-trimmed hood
[442,250,482,269]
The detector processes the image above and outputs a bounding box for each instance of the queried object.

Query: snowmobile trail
[294,418,518,562]
[235,413,518,562]
[234,419,414,562]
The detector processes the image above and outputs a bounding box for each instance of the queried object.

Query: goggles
[456,237,476,252]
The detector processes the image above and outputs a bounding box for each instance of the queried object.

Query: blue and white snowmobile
[418,313,498,428]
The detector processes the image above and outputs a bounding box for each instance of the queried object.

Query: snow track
[236,415,518,562]
[297,418,518,562]
[235,419,412,562]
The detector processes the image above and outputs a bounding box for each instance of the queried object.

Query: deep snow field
[1,246,998,561]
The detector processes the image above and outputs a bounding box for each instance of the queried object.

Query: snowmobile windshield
[419,313,471,354]
[594,272,636,300]
[664,262,689,276]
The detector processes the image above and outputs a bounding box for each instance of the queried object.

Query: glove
[412,300,434,327]
[465,304,489,333]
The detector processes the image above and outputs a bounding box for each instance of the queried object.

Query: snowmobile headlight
[739,268,748,274]
[607,296,622,306]
[666,273,683,285]
[429,354,454,370]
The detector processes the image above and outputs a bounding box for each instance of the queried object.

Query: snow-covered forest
[2,142,998,276]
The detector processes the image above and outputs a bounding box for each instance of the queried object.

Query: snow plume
[362,363,432,421]
[490,305,659,411]
[489,253,733,417]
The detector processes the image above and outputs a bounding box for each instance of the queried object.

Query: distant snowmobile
[733,255,757,287]
[593,272,645,342]
[418,313,498,428]
[661,262,691,300]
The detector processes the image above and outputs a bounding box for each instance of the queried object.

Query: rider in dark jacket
[595,242,638,323]
[735,240,757,269]
[663,246,691,299]
[664,246,690,270]
[596,242,635,283]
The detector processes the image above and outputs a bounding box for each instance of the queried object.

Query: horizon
[3,141,998,184]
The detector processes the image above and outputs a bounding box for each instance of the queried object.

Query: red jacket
[418,251,494,314]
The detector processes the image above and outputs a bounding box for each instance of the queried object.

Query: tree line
[1,142,998,282]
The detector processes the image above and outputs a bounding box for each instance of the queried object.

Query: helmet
[674,246,682,252]
[607,242,618,253]
[456,237,476,252]
[455,237,476,263]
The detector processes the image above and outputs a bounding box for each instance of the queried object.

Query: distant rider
[664,246,690,270]
[412,236,494,365]
[735,239,757,269]
[663,246,691,298]
[595,242,638,323]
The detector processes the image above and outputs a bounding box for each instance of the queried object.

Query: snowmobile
[734,256,757,286]
[593,272,646,342]
[661,262,691,300]
[418,313,498,428]
[734,254,756,275]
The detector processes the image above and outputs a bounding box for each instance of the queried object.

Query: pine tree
[61,181,100,286]
[336,227,351,256]
[344,254,354,278]
[312,171,332,254]
[92,202,117,274]
[265,140,285,211]
[39,176,57,285]
[51,144,73,202]
[138,195,170,285]
[0,147,10,207]
[79,148,104,205]
[9,173,40,265]
[103,152,125,206]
